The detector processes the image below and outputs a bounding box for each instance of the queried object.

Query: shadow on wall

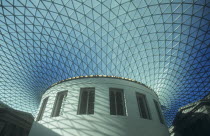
[38,115,127,136]
[29,79,168,136]
[29,122,60,136]
[30,85,127,136]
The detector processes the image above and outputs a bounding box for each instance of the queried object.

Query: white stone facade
[29,77,169,136]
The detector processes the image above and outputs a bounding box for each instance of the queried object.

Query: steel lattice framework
[0,0,209,126]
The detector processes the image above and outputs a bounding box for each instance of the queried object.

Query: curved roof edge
[46,75,157,96]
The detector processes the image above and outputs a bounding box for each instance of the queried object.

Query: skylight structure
[0,0,209,126]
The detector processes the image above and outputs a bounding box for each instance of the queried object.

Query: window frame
[136,92,151,119]
[36,97,49,121]
[109,88,126,116]
[51,90,68,117]
[77,87,95,115]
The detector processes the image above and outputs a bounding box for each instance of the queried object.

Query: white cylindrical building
[29,75,169,136]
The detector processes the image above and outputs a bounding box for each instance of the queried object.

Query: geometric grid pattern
[0,0,209,126]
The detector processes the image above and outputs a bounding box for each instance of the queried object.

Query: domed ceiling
[0,0,209,126]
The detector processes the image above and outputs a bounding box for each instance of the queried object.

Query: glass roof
[0,0,209,126]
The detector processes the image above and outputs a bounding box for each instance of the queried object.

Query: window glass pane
[116,91,124,115]
[140,97,147,118]
[136,93,150,119]
[80,90,88,114]
[109,88,126,116]
[60,93,67,115]
[88,90,95,114]
[154,100,164,124]
[37,97,48,121]
[137,97,142,117]
[51,91,68,117]
[110,90,116,115]
[55,94,65,116]
[78,88,95,115]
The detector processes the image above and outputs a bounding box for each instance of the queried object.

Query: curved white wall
[29,77,169,136]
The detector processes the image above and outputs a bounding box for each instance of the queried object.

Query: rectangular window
[136,93,151,119]
[51,91,68,117]
[37,97,48,121]
[154,100,164,124]
[78,88,95,115]
[109,88,126,116]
